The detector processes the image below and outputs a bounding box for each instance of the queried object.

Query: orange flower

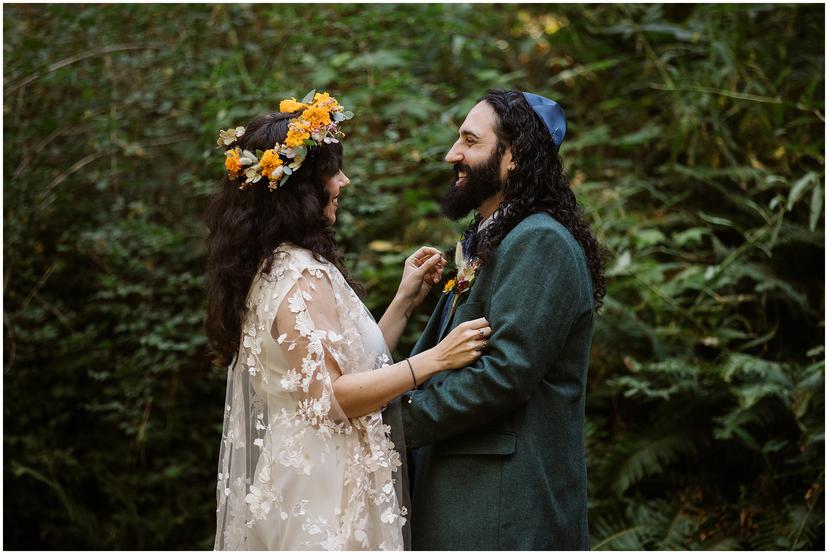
[279,98,308,113]
[259,149,283,180]
[225,149,243,179]
[300,105,332,129]
[313,91,339,110]
[443,278,456,294]
[285,125,310,148]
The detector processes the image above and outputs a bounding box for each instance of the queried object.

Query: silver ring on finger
[479,329,485,338]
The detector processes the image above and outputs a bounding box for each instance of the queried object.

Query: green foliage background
[3,3,824,550]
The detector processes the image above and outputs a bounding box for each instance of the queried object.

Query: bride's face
[323,169,350,224]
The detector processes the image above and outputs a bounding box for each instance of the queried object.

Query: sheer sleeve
[271,268,349,428]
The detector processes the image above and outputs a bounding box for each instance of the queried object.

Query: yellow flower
[285,125,310,148]
[225,149,243,178]
[279,98,308,113]
[259,149,283,180]
[301,105,332,129]
[443,279,456,294]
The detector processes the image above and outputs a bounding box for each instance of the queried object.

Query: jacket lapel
[411,293,450,356]
[437,289,471,341]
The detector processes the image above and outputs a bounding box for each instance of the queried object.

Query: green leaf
[731,427,761,450]
[634,228,666,248]
[672,227,707,247]
[806,345,824,357]
[787,171,816,211]
[346,49,406,70]
[614,122,663,147]
[608,250,632,276]
[734,382,789,409]
[761,439,789,454]
[300,89,316,104]
[609,433,695,495]
[809,180,822,231]
[698,211,739,229]
[310,66,335,87]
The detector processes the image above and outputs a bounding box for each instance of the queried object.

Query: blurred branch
[4,43,162,96]
[36,134,191,211]
[35,292,73,332]
[650,83,825,120]
[12,123,96,180]
[4,312,17,373]
[37,150,114,209]
[20,263,57,313]
[619,4,675,89]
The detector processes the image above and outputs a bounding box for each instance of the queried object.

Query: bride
[206,92,491,550]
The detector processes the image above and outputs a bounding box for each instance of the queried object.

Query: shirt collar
[477,209,499,233]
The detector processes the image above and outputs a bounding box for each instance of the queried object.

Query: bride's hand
[396,246,447,312]
[431,317,491,370]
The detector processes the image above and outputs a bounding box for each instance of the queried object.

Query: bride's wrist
[391,292,416,318]
[410,351,441,379]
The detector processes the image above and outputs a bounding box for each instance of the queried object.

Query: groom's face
[441,101,513,220]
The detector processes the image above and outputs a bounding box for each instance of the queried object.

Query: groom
[402,90,601,550]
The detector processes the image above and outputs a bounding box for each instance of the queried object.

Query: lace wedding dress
[214,243,409,550]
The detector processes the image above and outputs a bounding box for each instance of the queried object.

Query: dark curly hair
[205,111,361,368]
[474,90,607,310]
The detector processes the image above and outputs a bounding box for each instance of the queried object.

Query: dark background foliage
[3,3,824,549]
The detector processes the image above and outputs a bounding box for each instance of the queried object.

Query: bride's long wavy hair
[475,90,607,310]
[205,111,361,368]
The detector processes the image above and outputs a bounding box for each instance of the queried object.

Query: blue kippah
[522,92,566,147]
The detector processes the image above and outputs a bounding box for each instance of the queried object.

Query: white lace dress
[214,244,408,550]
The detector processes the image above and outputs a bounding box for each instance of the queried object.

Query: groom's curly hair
[474,90,607,310]
[205,112,362,368]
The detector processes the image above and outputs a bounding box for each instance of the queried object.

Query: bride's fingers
[415,253,442,277]
[411,246,442,265]
[466,328,490,343]
[426,263,445,278]
[463,317,489,330]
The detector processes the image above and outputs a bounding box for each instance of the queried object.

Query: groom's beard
[440,151,503,221]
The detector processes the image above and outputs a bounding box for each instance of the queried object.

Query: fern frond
[591,524,648,551]
[607,432,697,496]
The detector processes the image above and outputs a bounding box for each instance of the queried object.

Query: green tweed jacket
[401,212,594,551]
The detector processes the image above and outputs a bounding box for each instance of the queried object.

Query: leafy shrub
[3,3,823,549]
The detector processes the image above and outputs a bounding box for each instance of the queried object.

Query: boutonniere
[443,241,481,309]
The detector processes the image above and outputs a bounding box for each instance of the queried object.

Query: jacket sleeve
[401,225,588,448]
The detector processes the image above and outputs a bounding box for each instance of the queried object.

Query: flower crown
[217,90,353,191]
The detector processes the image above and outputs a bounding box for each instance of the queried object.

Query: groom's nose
[445,140,463,164]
